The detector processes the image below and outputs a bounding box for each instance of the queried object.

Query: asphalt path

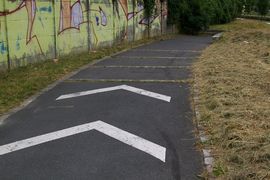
[0,35,212,180]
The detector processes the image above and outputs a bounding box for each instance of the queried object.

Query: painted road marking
[113,56,194,59]
[95,121,166,162]
[47,105,74,109]
[130,49,201,53]
[64,79,189,84]
[91,66,189,69]
[0,121,166,162]
[56,85,171,102]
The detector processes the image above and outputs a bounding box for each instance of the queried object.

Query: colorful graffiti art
[118,0,144,20]
[59,0,84,34]
[138,0,161,25]
[0,0,43,54]
[58,0,109,32]
[0,0,166,69]
[92,6,107,26]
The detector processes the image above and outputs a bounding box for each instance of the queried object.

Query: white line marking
[56,86,122,100]
[115,56,194,59]
[130,49,201,53]
[0,122,97,156]
[95,121,166,162]
[121,85,171,102]
[56,85,171,102]
[0,121,166,162]
[92,66,188,69]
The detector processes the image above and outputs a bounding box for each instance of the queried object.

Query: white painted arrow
[56,85,171,102]
[0,121,166,162]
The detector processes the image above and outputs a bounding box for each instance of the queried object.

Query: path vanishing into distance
[0,35,212,180]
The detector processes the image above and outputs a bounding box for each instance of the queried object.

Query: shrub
[167,0,180,25]
[244,0,256,14]
[178,0,209,34]
[167,0,245,34]
[256,0,270,16]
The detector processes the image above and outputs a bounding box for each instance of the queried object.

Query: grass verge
[193,19,270,179]
[240,15,270,22]
[0,35,174,116]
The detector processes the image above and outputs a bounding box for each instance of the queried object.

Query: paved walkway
[0,35,212,180]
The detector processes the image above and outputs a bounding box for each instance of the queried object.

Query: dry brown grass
[193,19,270,179]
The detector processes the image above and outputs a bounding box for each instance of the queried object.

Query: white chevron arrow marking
[56,85,171,102]
[0,121,166,162]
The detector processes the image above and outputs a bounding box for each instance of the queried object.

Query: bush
[167,0,180,25]
[178,0,209,34]
[244,0,257,14]
[167,0,245,34]
[208,0,244,24]
[256,0,270,16]
[143,0,156,18]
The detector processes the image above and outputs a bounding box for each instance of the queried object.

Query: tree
[143,0,155,38]
[257,0,270,16]
[244,0,256,14]
[178,0,209,34]
[167,0,245,34]
[167,0,180,25]
[143,0,155,18]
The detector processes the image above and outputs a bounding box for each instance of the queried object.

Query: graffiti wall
[0,1,8,68]
[0,0,167,69]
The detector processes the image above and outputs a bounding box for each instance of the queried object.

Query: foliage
[256,0,270,16]
[143,0,156,18]
[167,0,180,25]
[244,0,256,14]
[207,0,244,24]
[167,0,245,34]
[177,0,209,34]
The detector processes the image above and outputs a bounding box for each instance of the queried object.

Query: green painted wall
[0,0,8,69]
[0,0,167,70]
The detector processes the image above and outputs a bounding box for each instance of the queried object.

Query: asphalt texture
[0,35,212,180]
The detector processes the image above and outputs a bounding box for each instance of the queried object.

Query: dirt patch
[193,19,270,179]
